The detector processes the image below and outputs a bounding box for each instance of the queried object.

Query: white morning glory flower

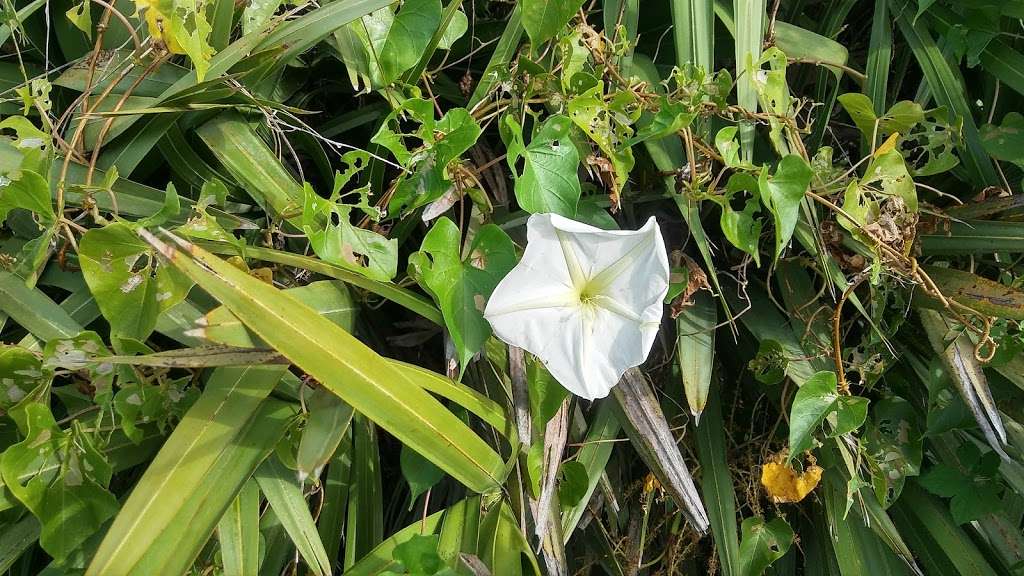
[484,213,670,400]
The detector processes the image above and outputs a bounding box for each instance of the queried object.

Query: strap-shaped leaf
[139,229,507,492]
[86,366,293,575]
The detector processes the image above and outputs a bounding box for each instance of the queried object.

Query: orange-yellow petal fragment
[761,460,823,503]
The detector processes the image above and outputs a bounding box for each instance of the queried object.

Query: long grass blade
[734,0,766,161]
[140,229,507,492]
[255,456,333,575]
[86,366,293,575]
[677,290,716,422]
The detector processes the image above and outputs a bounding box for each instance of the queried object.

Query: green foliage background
[2,0,1024,573]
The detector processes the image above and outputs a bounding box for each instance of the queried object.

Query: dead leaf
[670,254,711,318]
[761,454,822,503]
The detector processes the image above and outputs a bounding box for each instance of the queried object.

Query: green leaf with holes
[408,217,516,374]
[501,114,581,217]
[79,222,192,340]
[737,516,794,576]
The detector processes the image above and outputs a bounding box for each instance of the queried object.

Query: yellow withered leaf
[761,459,823,503]
[135,0,184,54]
[873,132,900,158]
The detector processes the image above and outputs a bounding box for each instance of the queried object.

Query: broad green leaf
[381,534,454,575]
[0,116,51,178]
[141,230,507,492]
[773,21,848,76]
[409,217,516,373]
[521,0,585,44]
[862,151,917,212]
[556,461,588,507]
[832,396,870,437]
[401,444,445,503]
[838,93,928,146]
[789,371,838,455]
[501,114,581,217]
[980,112,1024,167]
[759,154,812,263]
[79,222,191,340]
[0,404,118,562]
[436,8,468,50]
[380,0,442,82]
[334,7,396,91]
[297,388,355,484]
[346,507,446,574]
[0,171,53,225]
[737,517,794,576]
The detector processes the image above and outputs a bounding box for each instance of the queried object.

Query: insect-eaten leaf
[864,396,922,508]
[748,339,788,385]
[737,516,794,576]
[79,221,192,341]
[0,346,49,413]
[372,99,481,216]
[712,172,763,266]
[0,403,119,562]
[501,114,581,217]
[302,168,397,282]
[567,81,637,208]
[136,0,215,80]
[409,217,516,374]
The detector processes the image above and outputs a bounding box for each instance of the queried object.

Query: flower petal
[591,217,670,327]
[484,213,671,400]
